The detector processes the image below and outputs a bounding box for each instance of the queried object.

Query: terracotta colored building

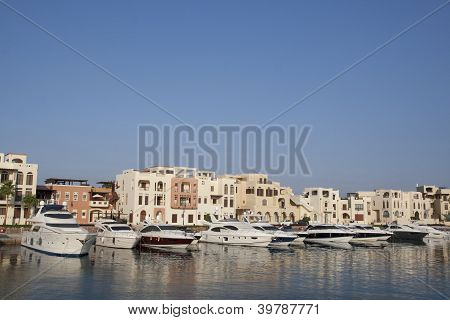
[36,178,114,224]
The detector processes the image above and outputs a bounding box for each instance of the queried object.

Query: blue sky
[1,0,449,194]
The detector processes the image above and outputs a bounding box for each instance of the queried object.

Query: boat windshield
[41,205,66,213]
[44,213,74,219]
[159,225,180,231]
[307,225,338,230]
[111,226,132,231]
[46,223,80,228]
[262,226,278,231]
[223,225,239,231]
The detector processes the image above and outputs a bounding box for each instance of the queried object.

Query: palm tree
[22,194,39,218]
[0,180,15,225]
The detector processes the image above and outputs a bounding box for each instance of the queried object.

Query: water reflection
[0,241,448,299]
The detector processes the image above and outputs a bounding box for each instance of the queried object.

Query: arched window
[230,185,234,195]
[12,158,23,163]
[224,184,228,195]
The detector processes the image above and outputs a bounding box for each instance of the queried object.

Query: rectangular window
[65,192,70,201]
[172,214,177,224]
[138,195,143,205]
[16,173,23,185]
[198,198,201,204]
[73,192,78,201]
[14,207,21,219]
[0,207,6,216]
[230,199,234,207]
[145,195,149,205]
[24,208,30,219]
[211,186,214,192]
[224,197,228,207]
[0,172,9,183]
[26,174,33,185]
[15,190,23,202]
[82,210,86,217]
[355,204,364,211]
[188,215,193,224]
[82,193,87,201]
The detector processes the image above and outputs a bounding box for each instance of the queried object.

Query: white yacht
[21,202,96,256]
[95,219,140,249]
[200,219,274,247]
[251,222,298,246]
[348,224,392,242]
[385,224,428,242]
[304,224,354,244]
[407,223,448,240]
[139,221,196,249]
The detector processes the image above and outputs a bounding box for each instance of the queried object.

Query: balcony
[90,200,109,208]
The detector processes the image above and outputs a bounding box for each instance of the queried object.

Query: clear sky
[1,0,449,195]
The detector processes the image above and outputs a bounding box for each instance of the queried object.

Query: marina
[0,240,448,300]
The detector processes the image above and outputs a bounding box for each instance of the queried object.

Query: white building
[0,152,38,225]
[302,187,340,224]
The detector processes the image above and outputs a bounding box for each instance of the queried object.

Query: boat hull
[140,235,194,249]
[269,236,296,247]
[305,236,353,244]
[350,234,391,242]
[95,235,140,249]
[21,231,95,256]
[390,231,428,242]
[200,234,272,247]
[290,237,306,245]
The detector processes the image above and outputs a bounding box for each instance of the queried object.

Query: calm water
[0,241,449,300]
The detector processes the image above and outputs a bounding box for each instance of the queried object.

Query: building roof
[45,178,90,186]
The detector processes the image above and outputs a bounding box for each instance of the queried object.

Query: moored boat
[95,219,140,249]
[348,224,392,242]
[385,224,428,242]
[21,202,96,256]
[139,221,195,249]
[304,224,354,244]
[200,218,274,247]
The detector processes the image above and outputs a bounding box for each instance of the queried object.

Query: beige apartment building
[115,166,236,226]
[416,185,450,222]
[234,174,312,223]
[303,187,441,225]
[339,193,374,224]
[355,189,434,225]
[0,153,38,225]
